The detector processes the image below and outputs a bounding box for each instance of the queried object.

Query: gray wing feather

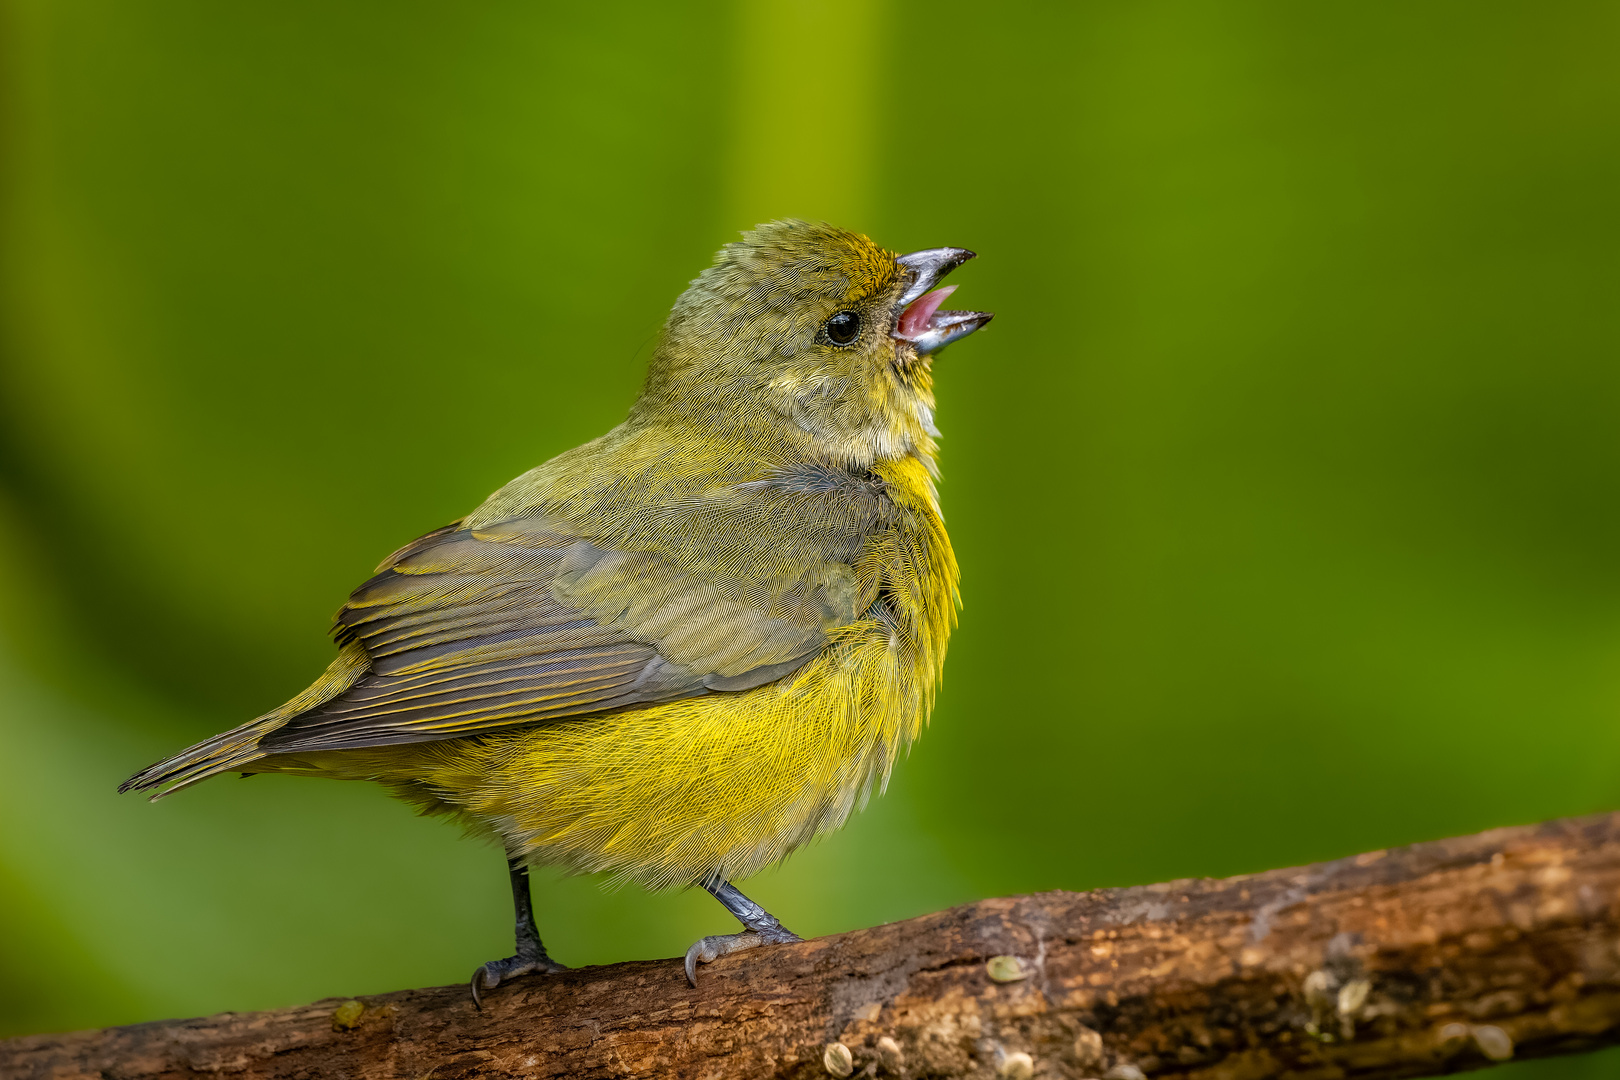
[259,464,895,755]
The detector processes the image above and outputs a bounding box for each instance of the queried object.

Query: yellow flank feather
[122,220,991,987]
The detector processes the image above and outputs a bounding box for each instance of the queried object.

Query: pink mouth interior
[896,285,956,340]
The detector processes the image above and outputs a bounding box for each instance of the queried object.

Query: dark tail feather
[119,643,370,800]
[119,715,289,798]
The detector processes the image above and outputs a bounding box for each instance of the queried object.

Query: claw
[683,927,800,987]
[684,931,758,987]
[469,954,568,1010]
[471,966,492,1011]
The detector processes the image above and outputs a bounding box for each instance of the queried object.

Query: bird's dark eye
[824,310,861,346]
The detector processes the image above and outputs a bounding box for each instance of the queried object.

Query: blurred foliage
[2,3,1619,1074]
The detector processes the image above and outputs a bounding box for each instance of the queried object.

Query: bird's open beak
[893,248,993,356]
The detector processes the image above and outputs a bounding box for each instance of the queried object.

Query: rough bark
[8,813,1620,1080]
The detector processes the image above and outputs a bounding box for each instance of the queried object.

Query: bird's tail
[119,643,369,800]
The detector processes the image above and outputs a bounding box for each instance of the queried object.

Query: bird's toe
[683,927,801,987]
[470,954,569,1008]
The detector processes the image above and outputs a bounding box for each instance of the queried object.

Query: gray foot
[684,878,802,987]
[470,952,568,1008]
[470,853,567,1009]
[684,926,801,987]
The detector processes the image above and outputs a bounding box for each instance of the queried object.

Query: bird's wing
[257,507,868,754]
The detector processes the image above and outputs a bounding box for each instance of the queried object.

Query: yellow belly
[263,620,925,889]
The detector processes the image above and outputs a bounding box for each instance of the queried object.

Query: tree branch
[8,813,1620,1079]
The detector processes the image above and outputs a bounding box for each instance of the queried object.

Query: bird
[121,219,992,1002]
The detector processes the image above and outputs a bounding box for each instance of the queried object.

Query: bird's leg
[684,878,802,987]
[470,852,568,1008]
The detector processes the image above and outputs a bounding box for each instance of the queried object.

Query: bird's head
[635,219,991,469]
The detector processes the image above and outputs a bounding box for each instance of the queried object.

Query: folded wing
[257,513,844,754]
[122,462,897,795]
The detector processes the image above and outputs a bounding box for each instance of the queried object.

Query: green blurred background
[2,2,1618,1074]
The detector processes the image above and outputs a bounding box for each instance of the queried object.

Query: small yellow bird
[122,220,991,1000]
